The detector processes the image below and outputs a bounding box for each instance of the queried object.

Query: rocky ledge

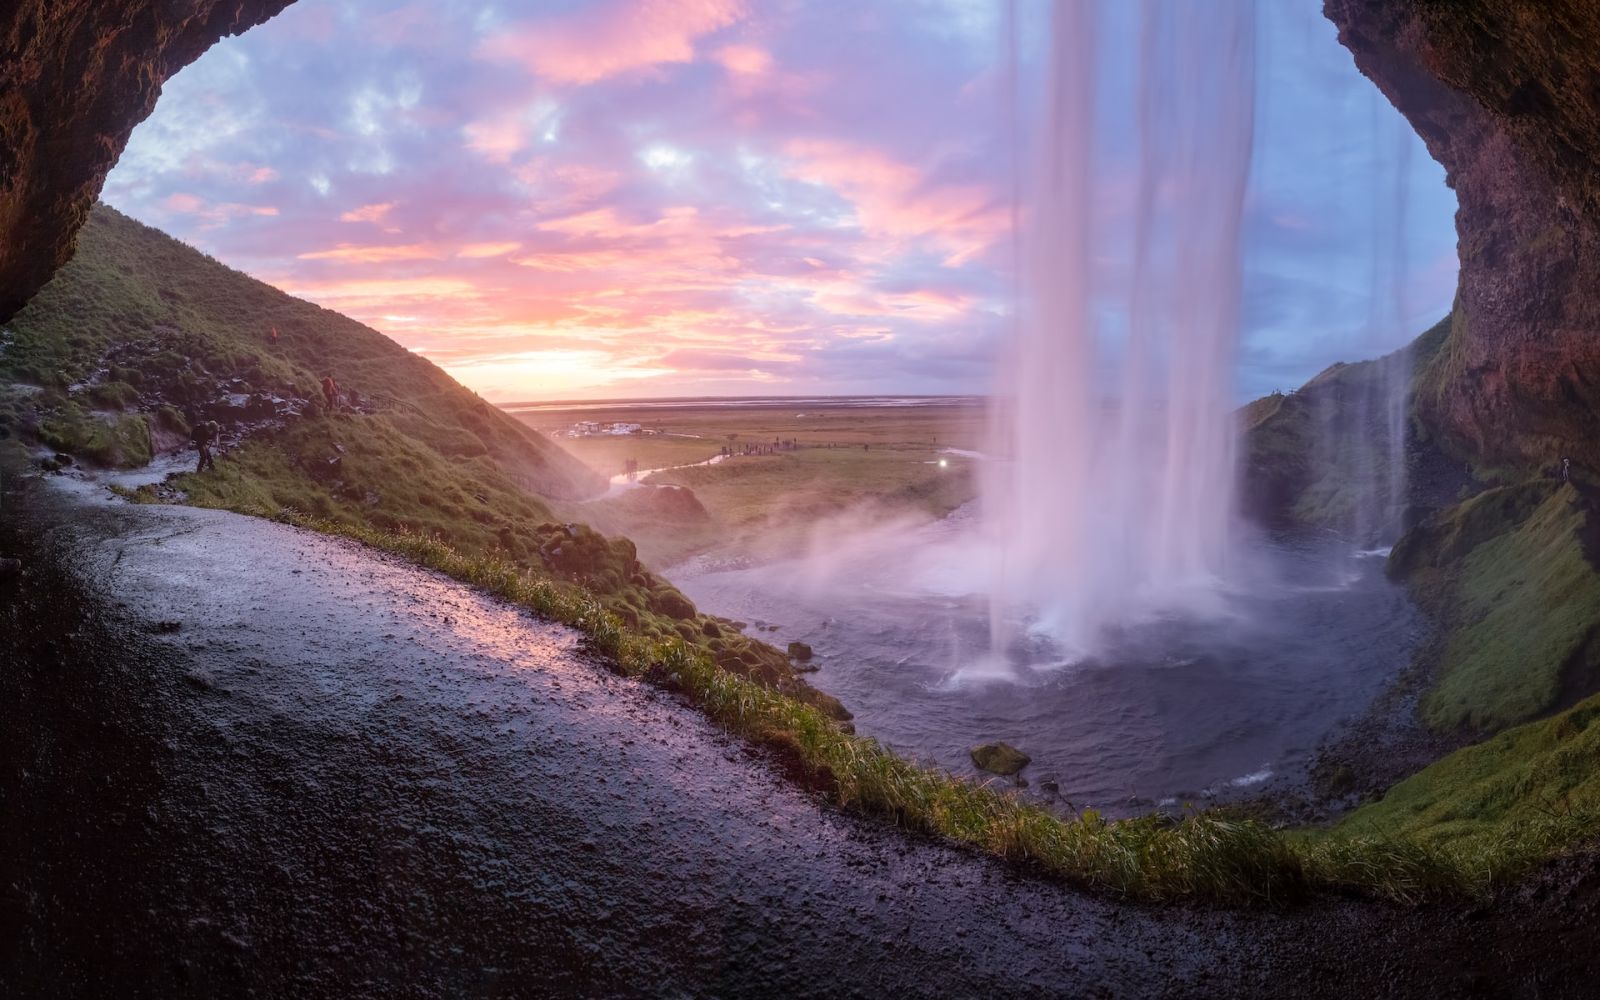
[1,0,295,320]
[1325,0,1600,474]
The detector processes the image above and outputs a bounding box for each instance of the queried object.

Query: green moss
[86,380,140,410]
[1424,485,1600,731]
[1335,692,1600,868]
[36,404,151,467]
[1389,482,1600,733]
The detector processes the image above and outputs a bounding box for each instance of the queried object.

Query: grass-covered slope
[1336,691,1600,857]
[1388,481,1600,733]
[0,204,848,722]
[1240,314,1458,536]
[1,204,599,497]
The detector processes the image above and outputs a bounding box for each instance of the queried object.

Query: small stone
[970,742,1031,776]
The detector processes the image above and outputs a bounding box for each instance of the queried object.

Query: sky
[103,0,1460,403]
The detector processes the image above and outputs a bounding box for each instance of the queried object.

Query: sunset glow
[103,0,1458,402]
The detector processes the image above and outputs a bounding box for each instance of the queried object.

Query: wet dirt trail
[3,476,1598,999]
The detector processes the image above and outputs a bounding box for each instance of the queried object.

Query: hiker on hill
[1564,457,1572,482]
[269,326,280,347]
[191,420,220,472]
[321,375,339,414]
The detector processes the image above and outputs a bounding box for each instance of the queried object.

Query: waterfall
[1301,100,1416,545]
[986,0,1258,658]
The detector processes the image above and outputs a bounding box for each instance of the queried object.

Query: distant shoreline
[501,395,985,414]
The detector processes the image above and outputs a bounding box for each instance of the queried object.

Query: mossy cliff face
[0,0,295,321]
[1239,315,1470,538]
[1324,0,1600,472]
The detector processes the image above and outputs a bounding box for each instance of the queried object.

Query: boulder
[970,742,1031,777]
[648,588,696,620]
[786,641,814,662]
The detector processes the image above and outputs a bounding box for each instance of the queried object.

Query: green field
[522,401,986,567]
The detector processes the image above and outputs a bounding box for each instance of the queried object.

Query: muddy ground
[3,473,1599,999]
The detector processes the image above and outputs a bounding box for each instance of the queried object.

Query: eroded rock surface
[1325,0,1600,471]
[0,0,295,320]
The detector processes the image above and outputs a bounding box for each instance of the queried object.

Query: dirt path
[2,477,1597,998]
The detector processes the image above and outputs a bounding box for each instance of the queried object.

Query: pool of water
[672,508,1423,815]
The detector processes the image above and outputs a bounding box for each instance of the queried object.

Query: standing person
[321,375,338,414]
[269,325,280,347]
[191,420,218,472]
[1563,457,1572,482]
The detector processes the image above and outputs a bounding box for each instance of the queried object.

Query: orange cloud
[479,0,745,85]
[456,242,523,259]
[339,202,395,223]
[297,243,440,263]
[286,276,477,297]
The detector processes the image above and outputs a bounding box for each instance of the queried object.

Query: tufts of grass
[37,403,151,467]
[1334,689,1600,877]
[266,511,1536,907]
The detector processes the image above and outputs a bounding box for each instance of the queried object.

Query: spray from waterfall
[986,0,1258,658]
[1305,99,1417,546]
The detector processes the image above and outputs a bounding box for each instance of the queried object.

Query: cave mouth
[9,0,1469,812]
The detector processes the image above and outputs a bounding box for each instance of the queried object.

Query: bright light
[938,458,949,468]
[641,145,689,171]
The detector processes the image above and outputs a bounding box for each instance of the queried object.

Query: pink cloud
[163,192,279,227]
[714,44,772,77]
[783,140,1008,267]
[478,0,746,85]
[514,160,623,213]
[463,116,526,164]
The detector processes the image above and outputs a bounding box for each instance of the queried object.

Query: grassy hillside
[1388,481,1600,733]
[0,204,848,722]
[1335,689,1600,859]
[1239,314,1457,536]
[0,205,599,496]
